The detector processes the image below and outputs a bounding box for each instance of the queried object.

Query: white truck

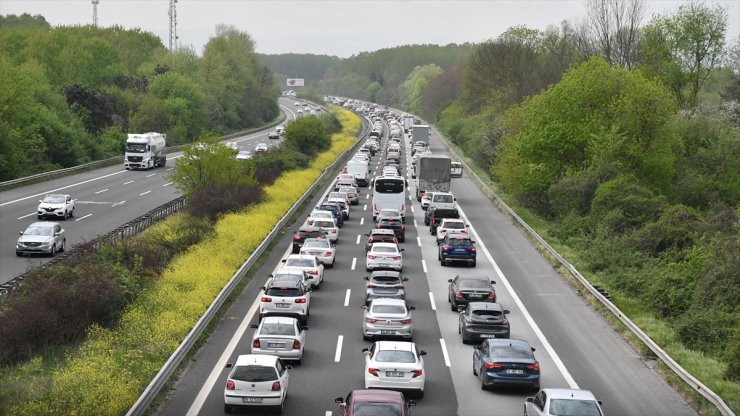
[124,132,167,170]
[402,116,415,134]
[415,154,451,201]
[411,125,430,144]
[346,159,370,187]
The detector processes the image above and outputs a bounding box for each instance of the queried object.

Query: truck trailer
[411,125,430,144]
[124,132,167,170]
[415,154,451,201]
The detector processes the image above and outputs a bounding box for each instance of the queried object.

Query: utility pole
[168,0,178,51]
[92,0,99,27]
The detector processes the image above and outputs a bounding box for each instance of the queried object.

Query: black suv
[292,226,324,254]
[429,208,460,235]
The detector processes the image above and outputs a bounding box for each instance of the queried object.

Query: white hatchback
[250,316,307,363]
[363,341,426,398]
[435,218,468,242]
[224,354,290,414]
[283,254,325,288]
[299,238,336,268]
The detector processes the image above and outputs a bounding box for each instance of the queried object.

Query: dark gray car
[458,302,510,343]
[448,275,497,311]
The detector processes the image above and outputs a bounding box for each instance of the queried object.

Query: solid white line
[356,234,361,244]
[344,289,351,307]
[146,173,156,178]
[163,182,174,187]
[360,218,365,225]
[139,190,151,196]
[0,170,127,207]
[123,180,134,185]
[334,335,344,362]
[111,201,126,207]
[94,189,108,194]
[429,292,436,311]
[421,259,427,273]
[351,258,357,271]
[439,338,451,367]
[75,214,92,222]
[457,205,579,389]
[17,212,37,220]
[417,236,421,247]
[363,204,367,211]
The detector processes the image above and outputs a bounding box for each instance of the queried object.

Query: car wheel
[473,361,477,375]
[471,260,476,267]
[60,239,65,252]
[450,299,457,311]
[363,334,371,342]
[224,404,232,414]
[16,251,23,257]
[37,215,43,220]
[275,398,284,414]
[49,245,56,257]
[417,389,424,399]
[481,382,488,391]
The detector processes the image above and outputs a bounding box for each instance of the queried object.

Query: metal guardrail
[430,124,734,416]
[0,197,187,302]
[0,113,287,192]
[125,113,370,416]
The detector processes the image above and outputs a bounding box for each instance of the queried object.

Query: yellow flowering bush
[6,108,360,416]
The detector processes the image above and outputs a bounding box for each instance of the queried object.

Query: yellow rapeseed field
[9,108,360,416]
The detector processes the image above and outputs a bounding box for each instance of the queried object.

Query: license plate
[243,397,262,403]
[385,371,404,377]
[480,334,496,338]
[268,343,286,348]
[380,330,395,335]
[275,303,291,308]
[455,249,466,252]
[507,369,524,375]
[469,294,483,299]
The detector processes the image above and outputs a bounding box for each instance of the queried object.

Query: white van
[346,159,370,187]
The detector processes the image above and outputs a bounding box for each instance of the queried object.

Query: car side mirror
[400,248,405,252]
[302,325,309,330]
[361,305,368,310]
[437,241,443,245]
[457,307,465,313]
[504,309,510,314]
[531,347,536,352]
[226,363,233,368]
[361,348,369,353]
[38,199,42,203]
[408,399,417,407]
[525,397,534,403]
[363,276,369,280]
[408,306,416,311]
[473,345,481,350]
[447,279,453,283]
[334,398,344,404]
[403,277,409,281]
[419,350,427,356]
[268,273,274,278]
[598,401,603,405]
[491,281,496,285]
[249,324,258,329]
[19,231,24,235]
[260,286,266,291]
[286,365,293,370]
[281,259,287,263]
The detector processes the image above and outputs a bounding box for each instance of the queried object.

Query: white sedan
[366,242,403,271]
[255,143,269,153]
[299,238,335,268]
[283,254,325,289]
[362,341,426,398]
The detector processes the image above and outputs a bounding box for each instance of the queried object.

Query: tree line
[0,15,280,181]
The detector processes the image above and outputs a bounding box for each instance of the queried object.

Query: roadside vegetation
[0,15,280,181]
[0,108,360,415]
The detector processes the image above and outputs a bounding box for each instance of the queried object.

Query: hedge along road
[0,98,296,285]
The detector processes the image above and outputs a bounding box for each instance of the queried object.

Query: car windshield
[491,345,534,359]
[375,350,416,363]
[286,259,315,268]
[372,276,401,284]
[266,287,302,297]
[231,366,277,382]
[303,240,329,248]
[352,403,403,416]
[445,222,465,229]
[261,323,297,336]
[24,226,53,236]
[447,238,471,246]
[374,178,404,194]
[272,275,302,284]
[548,399,603,416]
[433,195,453,203]
[125,143,146,153]
[459,278,490,289]
[371,305,406,314]
[472,309,503,318]
[372,246,397,254]
[42,195,66,204]
[314,221,334,228]
[339,187,356,194]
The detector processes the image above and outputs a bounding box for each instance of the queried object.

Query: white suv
[37,194,74,220]
[259,280,311,323]
[428,192,456,211]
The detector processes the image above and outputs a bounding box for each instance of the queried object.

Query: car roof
[260,316,298,325]
[275,267,307,276]
[375,340,415,352]
[456,274,490,282]
[370,270,402,278]
[441,218,464,223]
[266,280,302,289]
[303,238,330,245]
[298,226,322,232]
[446,233,471,240]
[350,389,405,402]
[467,302,504,311]
[540,388,598,401]
[234,354,278,366]
[28,222,57,228]
[370,298,406,306]
[370,229,396,235]
[370,242,398,249]
[287,254,317,260]
[486,338,532,349]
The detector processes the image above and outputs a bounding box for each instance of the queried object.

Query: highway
[0,99,301,285]
[155,116,695,416]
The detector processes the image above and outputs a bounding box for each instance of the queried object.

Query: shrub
[283,116,331,156]
[187,182,264,220]
[626,205,703,255]
[590,174,667,234]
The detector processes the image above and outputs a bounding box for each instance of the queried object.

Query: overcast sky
[1,0,738,58]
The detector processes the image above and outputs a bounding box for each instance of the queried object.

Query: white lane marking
[417,236,421,247]
[344,289,351,307]
[163,182,174,187]
[17,212,37,220]
[457,205,579,389]
[111,201,126,207]
[0,170,127,207]
[139,190,151,196]
[440,338,451,367]
[366,193,369,199]
[360,218,365,225]
[75,214,92,222]
[123,180,134,185]
[429,292,437,311]
[414,219,418,228]
[325,412,332,416]
[351,257,357,271]
[422,259,427,273]
[334,335,344,362]
[166,168,174,171]
[146,173,156,178]
[410,205,415,213]
[363,204,367,211]
[356,234,361,244]
[94,188,109,194]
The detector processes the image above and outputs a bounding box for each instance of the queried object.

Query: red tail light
[393,255,401,260]
[392,237,398,244]
[365,317,378,323]
[295,298,307,303]
[332,228,337,233]
[368,237,375,243]
[469,247,476,252]
[226,380,235,390]
[253,339,261,348]
[485,362,504,370]
[502,319,509,325]
[488,293,496,300]
[525,363,540,372]
[367,284,377,288]
[293,235,301,241]
[308,270,319,275]
[368,368,379,376]
[411,369,423,378]
[442,246,450,252]
[368,255,377,259]
[300,250,306,255]
[455,291,463,298]
[271,381,281,391]
[399,319,412,324]
[261,296,272,302]
[323,252,332,257]
[293,340,301,350]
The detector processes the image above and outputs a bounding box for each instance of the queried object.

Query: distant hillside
[257,53,342,85]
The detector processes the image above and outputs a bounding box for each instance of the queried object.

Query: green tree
[169,141,255,198]
[283,116,331,157]
[401,64,443,114]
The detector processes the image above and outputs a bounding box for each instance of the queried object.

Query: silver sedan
[362,298,415,341]
[365,243,404,272]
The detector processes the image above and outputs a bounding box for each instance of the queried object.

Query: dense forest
[268,0,740,399]
[0,14,280,181]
